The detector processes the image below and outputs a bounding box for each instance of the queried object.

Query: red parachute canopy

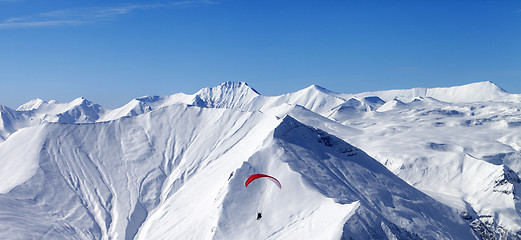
[245,174,281,189]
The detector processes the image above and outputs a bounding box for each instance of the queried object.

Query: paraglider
[245,174,281,220]
[244,174,281,189]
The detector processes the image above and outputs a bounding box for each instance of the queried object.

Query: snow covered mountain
[1,81,520,239]
[346,81,513,103]
[0,97,103,141]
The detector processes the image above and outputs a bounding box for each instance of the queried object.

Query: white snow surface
[1,80,521,239]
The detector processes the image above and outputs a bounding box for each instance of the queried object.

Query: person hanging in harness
[244,174,282,222]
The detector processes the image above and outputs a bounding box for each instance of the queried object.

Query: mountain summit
[194,81,260,108]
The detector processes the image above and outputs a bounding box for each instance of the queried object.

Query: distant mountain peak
[194,82,261,108]
[215,81,260,95]
[304,84,335,95]
[463,81,507,93]
[197,81,260,96]
[70,97,90,106]
[17,98,47,111]
[430,81,509,102]
[18,97,97,112]
[356,81,511,103]
[135,95,161,103]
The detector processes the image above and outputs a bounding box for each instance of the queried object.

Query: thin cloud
[0,1,206,29]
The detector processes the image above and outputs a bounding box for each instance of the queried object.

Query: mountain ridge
[350,81,512,103]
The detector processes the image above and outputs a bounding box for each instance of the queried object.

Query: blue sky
[1,0,520,108]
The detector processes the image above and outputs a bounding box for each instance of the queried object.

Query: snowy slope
[137,115,477,240]
[0,105,31,141]
[1,81,521,239]
[0,104,281,239]
[227,116,475,239]
[340,95,521,238]
[0,105,477,239]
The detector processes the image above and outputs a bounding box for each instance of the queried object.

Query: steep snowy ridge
[0,104,281,239]
[53,97,103,123]
[269,116,475,239]
[0,105,30,141]
[457,155,521,237]
[194,81,260,109]
[139,115,476,239]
